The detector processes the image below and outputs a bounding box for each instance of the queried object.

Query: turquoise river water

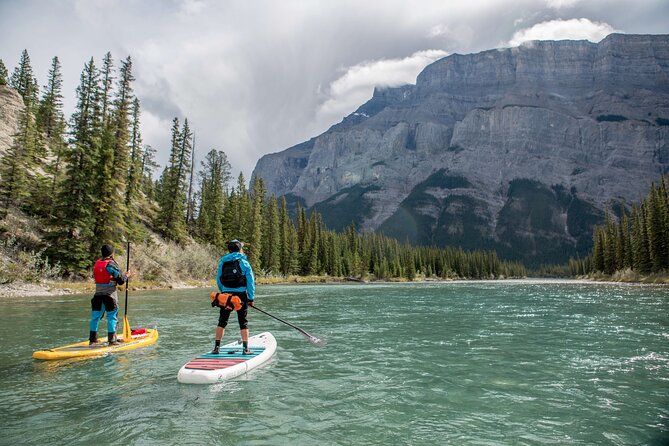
[0,280,668,445]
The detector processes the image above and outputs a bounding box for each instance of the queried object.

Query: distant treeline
[0,50,525,280]
[566,175,669,277]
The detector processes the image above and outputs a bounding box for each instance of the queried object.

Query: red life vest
[94,259,114,284]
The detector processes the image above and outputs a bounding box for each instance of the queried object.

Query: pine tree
[140,144,159,198]
[247,176,265,271]
[228,172,250,241]
[185,134,197,226]
[93,56,134,245]
[197,149,231,248]
[0,59,8,85]
[125,97,143,235]
[47,58,101,272]
[646,183,668,271]
[603,212,617,274]
[156,118,185,240]
[10,50,39,106]
[592,227,605,272]
[632,204,652,274]
[279,196,299,277]
[262,195,281,275]
[36,57,67,210]
[99,52,115,125]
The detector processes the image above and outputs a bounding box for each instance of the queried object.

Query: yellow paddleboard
[32,328,158,360]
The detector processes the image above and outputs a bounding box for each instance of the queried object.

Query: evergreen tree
[185,134,197,226]
[36,57,67,207]
[197,149,230,248]
[0,59,8,85]
[632,204,652,274]
[278,196,299,277]
[646,183,668,271]
[10,50,39,105]
[247,176,265,271]
[603,212,617,274]
[262,195,281,275]
[93,56,134,245]
[140,144,159,198]
[47,58,102,271]
[125,97,143,235]
[99,52,115,125]
[156,118,191,242]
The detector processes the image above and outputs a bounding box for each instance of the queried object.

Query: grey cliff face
[0,85,24,156]
[259,33,669,265]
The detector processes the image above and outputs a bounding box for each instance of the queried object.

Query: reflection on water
[0,281,668,444]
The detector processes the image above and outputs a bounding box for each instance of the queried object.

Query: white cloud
[317,49,448,125]
[509,18,618,46]
[545,0,582,9]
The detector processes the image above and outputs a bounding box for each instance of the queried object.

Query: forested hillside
[0,50,525,285]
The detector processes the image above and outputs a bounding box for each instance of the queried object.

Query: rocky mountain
[0,85,23,156]
[256,34,669,265]
[253,33,669,266]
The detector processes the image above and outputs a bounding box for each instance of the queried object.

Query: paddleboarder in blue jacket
[212,239,255,355]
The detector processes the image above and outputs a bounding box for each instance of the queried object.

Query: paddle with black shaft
[122,242,132,343]
[251,305,326,347]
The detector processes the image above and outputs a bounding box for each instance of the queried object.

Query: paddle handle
[124,242,130,316]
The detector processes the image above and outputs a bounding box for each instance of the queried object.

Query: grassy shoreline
[2,272,667,299]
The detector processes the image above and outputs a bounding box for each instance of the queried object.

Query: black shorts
[217,292,249,329]
[91,293,118,312]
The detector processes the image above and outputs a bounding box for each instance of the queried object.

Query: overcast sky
[1,0,667,180]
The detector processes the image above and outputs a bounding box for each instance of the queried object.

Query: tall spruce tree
[247,176,265,271]
[36,56,68,210]
[156,118,190,241]
[0,59,8,85]
[262,195,281,275]
[99,52,115,125]
[140,144,159,198]
[93,56,134,246]
[10,50,39,106]
[125,97,143,236]
[197,149,231,248]
[47,58,102,272]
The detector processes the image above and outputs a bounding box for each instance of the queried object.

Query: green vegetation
[568,175,669,281]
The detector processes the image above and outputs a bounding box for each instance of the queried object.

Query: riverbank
[0,275,360,298]
[3,272,665,298]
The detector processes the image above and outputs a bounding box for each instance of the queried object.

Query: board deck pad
[185,348,265,370]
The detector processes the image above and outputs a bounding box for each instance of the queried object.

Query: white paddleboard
[177,332,276,384]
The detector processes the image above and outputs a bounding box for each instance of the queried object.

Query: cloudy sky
[1,0,667,179]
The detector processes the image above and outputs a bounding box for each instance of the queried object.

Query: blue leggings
[90,308,118,334]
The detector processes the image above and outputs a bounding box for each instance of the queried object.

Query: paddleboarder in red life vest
[89,244,132,345]
[212,239,255,355]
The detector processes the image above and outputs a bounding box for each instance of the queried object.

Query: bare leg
[240,328,249,343]
[216,326,225,341]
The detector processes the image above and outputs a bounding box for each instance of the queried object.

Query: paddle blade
[302,332,327,347]
[123,315,132,342]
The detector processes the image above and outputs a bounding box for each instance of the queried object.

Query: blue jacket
[216,252,255,301]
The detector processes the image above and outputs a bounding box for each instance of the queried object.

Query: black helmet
[101,244,114,258]
[227,239,244,252]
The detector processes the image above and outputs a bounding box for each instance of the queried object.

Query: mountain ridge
[257,33,669,265]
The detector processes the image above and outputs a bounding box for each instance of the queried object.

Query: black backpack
[219,259,247,288]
